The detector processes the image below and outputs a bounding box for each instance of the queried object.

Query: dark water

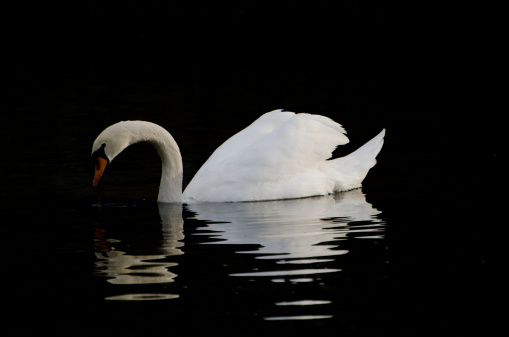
[3,2,498,336]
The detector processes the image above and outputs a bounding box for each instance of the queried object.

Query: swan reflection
[186,189,384,321]
[93,204,183,300]
[94,250,178,285]
[187,189,384,278]
[93,189,384,308]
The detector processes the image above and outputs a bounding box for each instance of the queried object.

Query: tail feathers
[324,129,385,191]
[344,128,385,167]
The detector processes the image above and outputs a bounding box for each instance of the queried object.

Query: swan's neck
[155,137,184,203]
[134,123,183,203]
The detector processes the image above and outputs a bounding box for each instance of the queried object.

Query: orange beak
[93,157,108,187]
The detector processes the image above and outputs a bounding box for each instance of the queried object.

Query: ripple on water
[264,315,334,321]
[275,300,332,306]
[105,293,179,301]
[229,268,341,277]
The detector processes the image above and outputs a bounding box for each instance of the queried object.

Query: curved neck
[155,138,184,204]
[132,122,184,203]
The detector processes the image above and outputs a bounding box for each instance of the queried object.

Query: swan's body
[91,109,385,203]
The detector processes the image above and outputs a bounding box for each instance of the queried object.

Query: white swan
[91,109,385,203]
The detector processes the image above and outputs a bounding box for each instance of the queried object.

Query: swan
[91,109,385,203]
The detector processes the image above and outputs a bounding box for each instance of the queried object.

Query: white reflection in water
[187,189,384,276]
[275,300,332,306]
[94,189,383,309]
[265,315,334,321]
[94,251,178,285]
[186,189,384,321]
[94,204,183,300]
[104,293,179,301]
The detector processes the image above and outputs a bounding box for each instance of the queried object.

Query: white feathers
[183,110,382,202]
[319,128,385,191]
[92,110,385,203]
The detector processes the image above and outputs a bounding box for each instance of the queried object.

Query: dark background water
[2,1,500,336]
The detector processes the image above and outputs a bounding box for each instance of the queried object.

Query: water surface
[91,190,387,324]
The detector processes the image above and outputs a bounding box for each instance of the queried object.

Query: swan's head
[91,121,138,187]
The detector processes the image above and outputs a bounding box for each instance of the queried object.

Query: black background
[2,1,500,336]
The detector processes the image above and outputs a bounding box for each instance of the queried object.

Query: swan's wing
[184,111,350,202]
[201,109,295,167]
[232,113,349,176]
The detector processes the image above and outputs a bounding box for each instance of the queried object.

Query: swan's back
[183,110,383,203]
